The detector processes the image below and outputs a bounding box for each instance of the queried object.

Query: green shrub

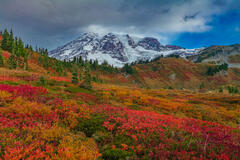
[74,114,106,137]
[122,64,137,74]
[80,67,92,90]
[8,55,17,69]
[168,86,173,90]
[206,63,228,76]
[152,65,158,71]
[219,87,223,93]
[0,142,5,159]
[39,76,47,86]
[72,72,78,84]
[0,49,4,67]
[113,134,135,147]
[92,131,113,147]
[64,86,91,94]
[228,86,239,94]
[101,149,133,160]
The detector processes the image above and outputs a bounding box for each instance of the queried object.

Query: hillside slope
[115,58,240,90]
[189,44,240,68]
[0,32,239,159]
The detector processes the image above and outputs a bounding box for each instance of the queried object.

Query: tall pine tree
[72,72,79,84]
[81,62,92,89]
[2,29,9,51]
[8,54,17,69]
[0,49,4,67]
[7,29,14,52]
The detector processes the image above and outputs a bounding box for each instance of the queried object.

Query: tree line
[0,29,33,69]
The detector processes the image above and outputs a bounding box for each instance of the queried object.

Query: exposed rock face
[100,33,127,62]
[138,37,164,51]
[126,34,136,48]
[165,45,184,50]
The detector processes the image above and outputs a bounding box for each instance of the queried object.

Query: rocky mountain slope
[49,33,202,67]
[189,44,240,68]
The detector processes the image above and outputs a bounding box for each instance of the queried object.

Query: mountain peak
[49,33,202,67]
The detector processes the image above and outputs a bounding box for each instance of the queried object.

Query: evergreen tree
[78,56,84,66]
[24,53,29,70]
[199,82,204,90]
[73,57,77,63]
[219,87,223,93]
[122,64,134,74]
[55,61,63,75]
[44,48,48,55]
[81,63,92,89]
[18,38,25,57]
[35,46,39,52]
[220,63,228,71]
[29,45,33,52]
[7,29,14,52]
[79,73,82,80]
[228,86,239,94]
[39,76,47,86]
[72,72,79,84]
[24,46,33,70]
[8,54,17,69]
[91,60,98,70]
[38,56,43,65]
[43,55,50,69]
[14,38,24,68]
[2,29,9,51]
[0,49,4,67]
[206,63,229,76]
[206,67,214,76]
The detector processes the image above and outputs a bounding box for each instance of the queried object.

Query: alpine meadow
[0,0,240,160]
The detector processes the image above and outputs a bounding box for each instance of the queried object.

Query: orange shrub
[56,135,99,160]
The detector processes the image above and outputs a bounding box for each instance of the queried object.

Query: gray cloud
[0,0,238,49]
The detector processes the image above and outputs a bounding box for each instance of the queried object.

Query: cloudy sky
[0,0,240,50]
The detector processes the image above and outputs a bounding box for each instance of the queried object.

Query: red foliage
[0,84,48,99]
[0,75,18,82]
[76,92,98,102]
[0,110,58,129]
[17,74,39,81]
[50,76,71,83]
[184,71,193,80]
[208,76,227,84]
[2,51,10,59]
[0,75,39,82]
[92,105,240,159]
[3,140,56,160]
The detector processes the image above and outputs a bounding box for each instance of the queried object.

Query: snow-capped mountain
[49,33,203,67]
